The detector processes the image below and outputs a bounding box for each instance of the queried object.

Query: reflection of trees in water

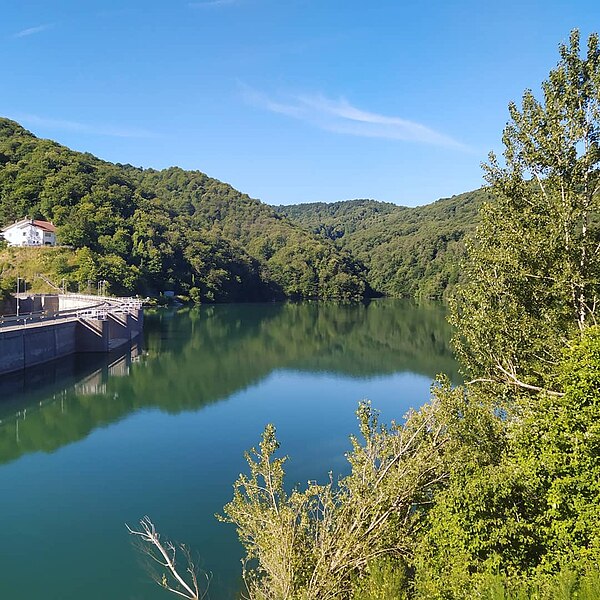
[0,345,143,463]
[0,300,459,465]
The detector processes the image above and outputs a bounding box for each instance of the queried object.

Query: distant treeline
[276,189,487,300]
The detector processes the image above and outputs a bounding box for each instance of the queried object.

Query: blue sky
[2,1,600,206]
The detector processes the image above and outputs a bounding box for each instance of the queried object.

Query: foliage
[411,32,600,598]
[410,327,600,600]
[220,347,598,600]
[219,381,515,600]
[276,189,486,300]
[513,327,600,571]
[352,557,409,600]
[476,567,600,600]
[0,274,14,299]
[0,120,367,300]
[451,30,600,389]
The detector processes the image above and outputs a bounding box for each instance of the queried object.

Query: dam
[0,294,143,376]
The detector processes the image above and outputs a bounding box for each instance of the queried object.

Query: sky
[2,0,600,207]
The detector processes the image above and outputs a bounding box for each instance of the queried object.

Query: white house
[1,219,57,247]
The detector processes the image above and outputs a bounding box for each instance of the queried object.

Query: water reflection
[0,299,458,466]
[0,343,143,463]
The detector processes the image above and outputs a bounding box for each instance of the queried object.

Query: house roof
[32,220,56,233]
[1,218,56,233]
[1,218,29,232]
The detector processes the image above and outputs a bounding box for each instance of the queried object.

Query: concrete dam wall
[0,295,143,376]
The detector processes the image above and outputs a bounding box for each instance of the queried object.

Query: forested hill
[0,118,368,301]
[275,188,489,299]
[0,117,489,302]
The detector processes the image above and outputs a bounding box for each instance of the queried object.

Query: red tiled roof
[32,220,56,233]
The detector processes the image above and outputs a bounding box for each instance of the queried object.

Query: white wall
[2,224,55,246]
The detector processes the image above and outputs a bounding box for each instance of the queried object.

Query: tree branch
[126,516,207,600]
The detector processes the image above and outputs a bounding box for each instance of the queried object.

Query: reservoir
[0,299,459,600]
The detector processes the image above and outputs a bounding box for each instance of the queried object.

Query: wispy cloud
[189,0,240,7]
[13,24,53,38]
[8,113,156,139]
[242,85,468,150]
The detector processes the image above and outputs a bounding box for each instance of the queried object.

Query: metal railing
[0,310,79,329]
[0,294,143,330]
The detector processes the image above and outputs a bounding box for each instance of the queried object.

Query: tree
[513,326,600,570]
[451,30,600,391]
[218,385,502,600]
[413,327,600,599]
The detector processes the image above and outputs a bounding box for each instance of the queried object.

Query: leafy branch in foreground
[126,516,210,599]
[219,386,483,600]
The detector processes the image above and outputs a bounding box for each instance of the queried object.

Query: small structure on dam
[0,294,143,376]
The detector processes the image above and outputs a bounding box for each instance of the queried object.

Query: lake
[0,299,459,600]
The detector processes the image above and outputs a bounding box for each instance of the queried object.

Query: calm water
[0,300,459,600]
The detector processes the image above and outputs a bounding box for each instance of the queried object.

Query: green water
[0,299,458,599]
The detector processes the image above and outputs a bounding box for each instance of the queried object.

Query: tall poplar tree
[452,30,600,391]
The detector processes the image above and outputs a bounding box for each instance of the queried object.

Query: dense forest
[276,188,487,299]
[0,119,368,301]
[0,115,493,304]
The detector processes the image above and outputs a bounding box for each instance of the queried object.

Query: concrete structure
[1,219,57,246]
[0,294,143,376]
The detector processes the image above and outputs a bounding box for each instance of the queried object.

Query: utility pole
[16,276,20,317]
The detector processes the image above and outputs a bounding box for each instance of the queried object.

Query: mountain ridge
[0,116,486,301]
[0,117,368,301]
[275,188,488,299]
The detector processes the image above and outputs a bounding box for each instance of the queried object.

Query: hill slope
[0,118,367,301]
[275,188,489,299]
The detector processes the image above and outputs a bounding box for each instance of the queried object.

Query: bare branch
[495,363,564,397]
[126,516,209,600]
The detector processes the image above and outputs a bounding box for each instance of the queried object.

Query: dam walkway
[0,294,143,376]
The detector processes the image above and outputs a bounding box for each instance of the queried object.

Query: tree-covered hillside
[276,189,488,299]
[0,116,493,303]
[0,118,367,301]
[0,117,494,303]
[278,199,401,239]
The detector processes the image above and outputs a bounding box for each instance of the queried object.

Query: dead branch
[495,363,564,397]
[126,516,210,600]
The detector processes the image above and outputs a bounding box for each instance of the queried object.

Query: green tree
[514,326,600,571]
[413,328,600,599]
[219,400,449,600]
[452,30,600,391]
